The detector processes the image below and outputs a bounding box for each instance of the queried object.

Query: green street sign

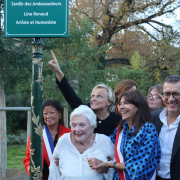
[4,0,69,37]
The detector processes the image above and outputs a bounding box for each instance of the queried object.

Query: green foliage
[42,17,107,104]
[7,132,27,146]
[1,3,32,132]
[104,66,152,96]
[130,50,144,69]
[146,44,180,83]
[175,60,180,75]
[6,90,31,132]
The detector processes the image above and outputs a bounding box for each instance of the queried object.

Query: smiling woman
[119,96,138,128]
[48,50,121,136]
[49,105,115,180]
[23,99,71,180]
[96,91,161,180]
[43,106,61,129]
[147,84,164,112]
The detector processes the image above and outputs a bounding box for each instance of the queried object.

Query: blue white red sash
[43,125,54,166]
[115,126,156,180]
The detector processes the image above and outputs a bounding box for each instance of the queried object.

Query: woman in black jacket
[48,50,121,136]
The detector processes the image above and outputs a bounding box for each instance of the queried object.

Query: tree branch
[74,9,100,25]
[129,0,163,13]
[149,20,174,34]
[116,2,179,32]
[137,25,159,42]
[147,22,162,33]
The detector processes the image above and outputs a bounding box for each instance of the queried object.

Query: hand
[48,50,64,82]
[87,157,108,173]
[95,162,110,170]
[96,166,109,173]
[54,158,59,166]
[96,162,126,171]
[87,157,103,168]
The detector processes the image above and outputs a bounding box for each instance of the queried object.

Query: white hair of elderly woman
[70,105,97,128]
[91,83,115,110]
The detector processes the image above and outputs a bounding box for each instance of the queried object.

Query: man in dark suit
[152,75,180,180]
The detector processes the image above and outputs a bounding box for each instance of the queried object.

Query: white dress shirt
[157,108,180,178]
[50,133,115,180]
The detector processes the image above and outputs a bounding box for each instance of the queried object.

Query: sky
[155,8,180,32]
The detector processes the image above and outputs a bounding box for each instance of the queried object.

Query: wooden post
[0,107,31,145]
[0,83,6,180]
[27,110,31,142]
[63,101,69,128]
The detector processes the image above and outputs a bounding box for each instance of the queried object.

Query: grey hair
[163,75,180,86]
[148,84,163,97]
[91,83,115,110]
[70,105,97,128]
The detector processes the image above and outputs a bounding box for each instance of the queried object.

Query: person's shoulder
[110,112,121,117]
[59,125,71,133]
[151,108,163,117]
[58,132,70,143]
[137,123,157,137]
[140,123,159,139]
[96,133,111,141]
[151,108,164,125]
[143,122,157,131]
[135,123,158,143]
[58,125,71,138]
[109,112,122,121]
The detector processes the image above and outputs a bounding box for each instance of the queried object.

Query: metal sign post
[4,0,69,179]
[30,38,44,180]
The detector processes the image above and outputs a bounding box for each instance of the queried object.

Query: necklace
[51,132,58,138]
[74,136,92,154]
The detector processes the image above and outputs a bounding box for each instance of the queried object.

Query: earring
[60,116,62,119]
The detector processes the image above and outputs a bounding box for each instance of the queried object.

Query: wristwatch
[113,162,116,169]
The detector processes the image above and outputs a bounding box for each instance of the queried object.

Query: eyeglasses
[147,94,161,100]
[162,92,180,99]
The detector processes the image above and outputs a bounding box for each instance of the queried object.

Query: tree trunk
[0,83,7,180]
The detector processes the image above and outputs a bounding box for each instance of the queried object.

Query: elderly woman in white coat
[48,105,115,180]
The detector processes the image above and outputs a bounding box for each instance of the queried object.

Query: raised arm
[48,50,87,109]
[48,50,64,82]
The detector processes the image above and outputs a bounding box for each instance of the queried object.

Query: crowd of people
[23,50,180,180]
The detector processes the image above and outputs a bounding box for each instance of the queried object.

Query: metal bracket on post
[30,38,44,180]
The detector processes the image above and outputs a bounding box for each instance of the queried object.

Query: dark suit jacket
[152,109,180,180]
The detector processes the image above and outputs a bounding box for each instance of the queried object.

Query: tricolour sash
[43,125,55,166]
[115,126,156,180]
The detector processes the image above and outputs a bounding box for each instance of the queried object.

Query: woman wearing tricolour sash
[23,99,71,180]
[96,90,161,180]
